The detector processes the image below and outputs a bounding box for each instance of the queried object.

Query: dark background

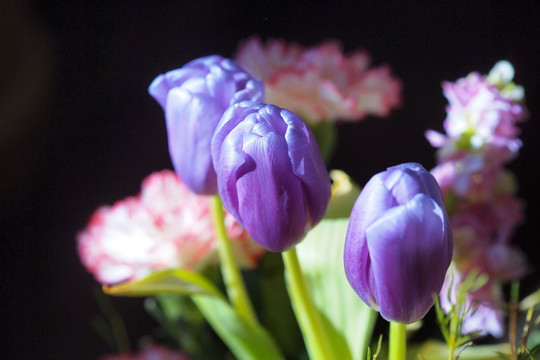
[2,1,539,358]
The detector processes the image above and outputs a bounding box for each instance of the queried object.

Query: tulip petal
[365,193,451,323]
[344,175,395,309]
[166,88,223,194]
[149,56,264,195]
[383,163,445,207]
[213,103,330,252]
[281,108,331,226]
[237,127,307,252]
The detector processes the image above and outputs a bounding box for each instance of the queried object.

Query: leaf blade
[103,269,224,298]
[192,294,284,360]
[296,218,378,360]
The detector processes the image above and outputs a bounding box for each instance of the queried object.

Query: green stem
[282,247,335,360]
[211,196,257,325]
[389,322,406,360]
[447,308,459,360]
[94,288,131,352]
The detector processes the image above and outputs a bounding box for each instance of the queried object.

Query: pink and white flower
[77,170,265,285]
[426,61,527,165]
[236,37,402,124]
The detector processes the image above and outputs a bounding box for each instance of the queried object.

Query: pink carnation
[99,344,190,360]
[77,170,265,285]
[236,36,401,124]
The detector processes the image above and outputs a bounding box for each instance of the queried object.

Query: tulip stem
[282,247,335,360]
[211,196,257,325]
[389,322,407,360]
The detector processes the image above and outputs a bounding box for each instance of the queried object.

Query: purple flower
[211,102,331,252]
[148,55,264,194]
[344,163,452,323]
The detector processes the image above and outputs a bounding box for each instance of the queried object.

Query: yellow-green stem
[447,308,459,360]
[282,248,335,360]
[211,196,257,325]
[389,322,406,360]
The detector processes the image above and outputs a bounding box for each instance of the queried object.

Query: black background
[2,1,540,359]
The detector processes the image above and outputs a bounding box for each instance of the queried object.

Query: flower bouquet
[77,37,539,360]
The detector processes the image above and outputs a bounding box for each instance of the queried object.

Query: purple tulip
[211,102,331,252]
[148,55,264,194]
[344,163,452,323]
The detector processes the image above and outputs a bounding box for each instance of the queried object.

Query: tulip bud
[211,102,331,252]
[344,163,452,323]
[148,55,264,194]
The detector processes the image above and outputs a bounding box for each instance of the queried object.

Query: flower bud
[344,163,452,323]
[149,55,264,194]
[211,102,331,252]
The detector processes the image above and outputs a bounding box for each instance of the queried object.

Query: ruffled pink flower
[236,37,401,124]
[100,344,190,360]
[78,170,265,285]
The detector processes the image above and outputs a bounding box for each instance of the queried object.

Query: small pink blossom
[78,170,265,285]
[443,73,525,140]
[99,344,190,360]
[430,157,503,201]
[430,61,529,338]
[426,61,527,164]
[440,268,505,338]
[460,302,505,338]
[236,37,401,124]
[486,244,529,282]
[450,195,524,246]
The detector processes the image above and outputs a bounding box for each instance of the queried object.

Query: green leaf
[520,288,540,311]
[104,269,284,359]
[411,340,512,360]
[307,121,338,164]
[325,170,361,219]
[296,218,378,360]
[192,294,284,360]
[258,252,304,358]
[103,269,224,298]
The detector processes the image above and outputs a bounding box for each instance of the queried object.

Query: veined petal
[149,55,264,194]
[344,175,395,308]
[344,163,452,323]
[165,89,222,194]
[282,108,330,225]
[366,194,451,323]
[238,131,307,251]
[213,102,330,252]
